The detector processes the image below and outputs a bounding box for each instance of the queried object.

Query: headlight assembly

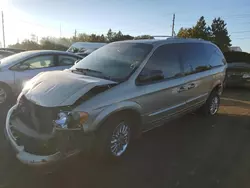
[54,111,89,130]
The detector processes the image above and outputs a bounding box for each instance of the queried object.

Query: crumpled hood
[23,70,116,107]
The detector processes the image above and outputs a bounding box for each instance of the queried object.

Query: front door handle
[188,83,196,89]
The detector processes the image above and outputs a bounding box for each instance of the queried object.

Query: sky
[0,0,250,52]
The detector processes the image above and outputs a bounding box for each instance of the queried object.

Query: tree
[134,35,154,40]
[107,29,115,42]
[211,17,231,52]
[76,33,90,42]
[177,16,211,40]
[192,16,211,40]
[40,37,68,51]
[176,16,231,52]
[88,34,106,42]
[177,27,193,38]
[9,40,41,50]
[106,29,133,42]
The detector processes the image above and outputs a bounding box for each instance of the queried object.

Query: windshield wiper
[71,68,112,81]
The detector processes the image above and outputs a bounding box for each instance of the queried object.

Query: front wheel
[200,91,220,116]
[94,115,133,160]
[0,84,11,105]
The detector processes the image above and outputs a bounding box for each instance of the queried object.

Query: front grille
[16,96,58,134]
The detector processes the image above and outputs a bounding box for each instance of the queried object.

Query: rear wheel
[93,115,133,160]
[200,91,220,116]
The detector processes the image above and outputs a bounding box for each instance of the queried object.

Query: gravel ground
[0,88,250,188]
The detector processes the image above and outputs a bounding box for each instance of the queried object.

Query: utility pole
[74,29,77,38]
[1,11,6,48]
[171,13,175,37]
[60,24,62,38]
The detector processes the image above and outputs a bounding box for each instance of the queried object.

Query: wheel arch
[90,102,143,137]
[0,81,12,92]
[211,80,223,96]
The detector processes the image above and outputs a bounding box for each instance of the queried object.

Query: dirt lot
[0,88,250,188]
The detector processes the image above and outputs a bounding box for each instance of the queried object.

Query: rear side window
[143,44,182,79]
[179,43,211,75]
[58,55,78,66]
[205,44,225,67]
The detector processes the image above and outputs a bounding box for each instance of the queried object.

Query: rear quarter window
[178,43,211,75]
[204,44,225,67]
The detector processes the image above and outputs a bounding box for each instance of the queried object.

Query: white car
[0,50,82,104]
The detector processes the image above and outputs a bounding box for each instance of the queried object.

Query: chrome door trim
[186,93,208,103]
[148,93,208,117]
[148,102,186,117]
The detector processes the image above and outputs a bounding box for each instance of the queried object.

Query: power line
[231,30,250,34]
[233,38,250,40]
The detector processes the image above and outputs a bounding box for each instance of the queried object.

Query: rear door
[135,44,190,129]
[178,42,216,108]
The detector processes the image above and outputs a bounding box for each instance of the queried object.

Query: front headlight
[242,73,250,79]
[54,111,89,129]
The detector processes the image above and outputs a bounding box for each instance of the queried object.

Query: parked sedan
[224,51,250,88]
[0,50,15,60]
[0,50,82,104]
[67,42,106,54]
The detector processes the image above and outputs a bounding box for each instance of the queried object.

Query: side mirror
[19,64,29,70]
[138,69,164,84]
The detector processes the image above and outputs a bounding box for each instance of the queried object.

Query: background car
[75,48,98,58]
[67,42,106,54]
[224,51,250,88]
[0,50,15,60]
[0,48,26,60]
[0,48,26,53]
[0,50,82,104]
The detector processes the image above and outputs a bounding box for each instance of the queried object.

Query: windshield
[71,42,153,81]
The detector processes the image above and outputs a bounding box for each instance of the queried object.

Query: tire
[0,84,12,105]
[200,91,220,116]
[93,115,133,161]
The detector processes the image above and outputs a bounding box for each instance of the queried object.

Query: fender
[211,77,223,95]
[86,101,142,132]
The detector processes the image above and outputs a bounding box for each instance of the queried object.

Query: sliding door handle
[178,86,186,93]
[188,83,196,89]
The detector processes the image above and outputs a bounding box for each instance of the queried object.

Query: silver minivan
[5,38,226,166]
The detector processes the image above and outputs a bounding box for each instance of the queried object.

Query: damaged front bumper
[5,105,93,167]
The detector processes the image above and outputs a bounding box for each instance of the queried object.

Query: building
[229,46,242,52]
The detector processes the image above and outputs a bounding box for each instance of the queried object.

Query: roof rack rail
[151,35,178,39]
[132,35,178,40]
